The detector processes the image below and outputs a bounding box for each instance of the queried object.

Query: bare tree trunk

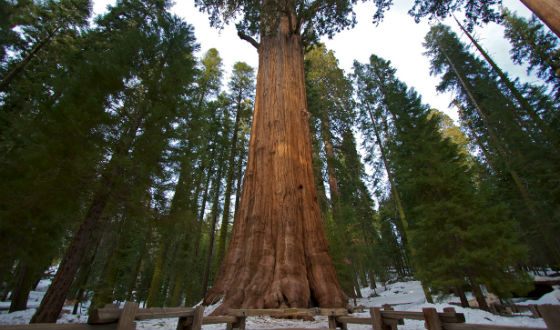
[216,92,244,268]
[454,287,469,308]
[422,284,434,304]
[366,106,408,234]
[470,280,489,311]
[204,15,346,312]
[519,0,560,38]
[9,263,35,313]
[201,160,225,297]
[368,271,377,290]
[320,114,340,207]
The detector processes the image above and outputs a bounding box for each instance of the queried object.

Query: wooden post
[442,307,456,320]
[233,311,246,330]
[176,316,193,330]
[191,306,204,330]
[422,308,442,330]
[370,307,384,330]
[382,305,399,329]
[116,302,139,330]
[328,315,337,330]
[538,304,560,329]
[528,304,541,318]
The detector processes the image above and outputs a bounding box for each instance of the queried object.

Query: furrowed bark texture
[519,0,560,38]
[204,18,347,312]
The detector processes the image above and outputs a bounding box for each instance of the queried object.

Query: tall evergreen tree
[354,54,528,307]
[0,0,91,92]
[31,0,198,321]
[424,24,560,267]
[215,62,255,271]
[502,9,560,102]
[305,45,360,297]
[146,47,223,308]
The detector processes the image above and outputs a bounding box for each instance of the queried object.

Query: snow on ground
[1,280,557,329]
[516,289,560,305]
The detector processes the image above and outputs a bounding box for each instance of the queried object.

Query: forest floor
[0,278,558,329]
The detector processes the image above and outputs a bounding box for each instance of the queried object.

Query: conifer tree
[0,0,91,91]
[215,62,255,270]
[354,53,528,307]
[502,9,560,101]
[424,24,560,266]
[305,45,360,296]
[146,48,223,308]
[31,0,198,321]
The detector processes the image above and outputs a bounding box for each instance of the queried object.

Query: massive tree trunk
[519,0,560,38]
[203,15,347,312]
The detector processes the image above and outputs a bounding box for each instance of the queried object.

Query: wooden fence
[0,303,558,330]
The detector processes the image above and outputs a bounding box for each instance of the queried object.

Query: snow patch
[0,280,553,329]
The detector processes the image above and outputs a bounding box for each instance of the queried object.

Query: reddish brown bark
[519,0,560,38]
[204,16,347,312]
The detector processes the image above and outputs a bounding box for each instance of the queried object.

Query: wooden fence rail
[0,304,557,330]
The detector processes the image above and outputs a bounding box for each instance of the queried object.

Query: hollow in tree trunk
[203,15,347,313]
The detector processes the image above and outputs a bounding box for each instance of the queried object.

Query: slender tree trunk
[233,154,244,221]
[422,284,434,304]
[146,241,168,307]
[366,107,408,233]
[32,178,116,322]
[320,114,340,207]
[216,93,244,268]
[204,15,346,312]
[201,160,225,297]
[70,237,102,314]
[470,280,489,311]
[519,0,560,38]
[72,288,84,315]
[455,287,469,308]
[197,154,214,225]
[368,271,377,290]
[9,263,35,313]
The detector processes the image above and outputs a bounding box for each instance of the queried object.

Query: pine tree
[215,62,255,272]
[305,45,359,297]
[31,0,198,321]
[146,47,223,308]
[0,0,91,91]
[502,9,560,101]
[354,53,528,307]
[424,24,560,267]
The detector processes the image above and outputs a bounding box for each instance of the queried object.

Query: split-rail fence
[0,303,558,330]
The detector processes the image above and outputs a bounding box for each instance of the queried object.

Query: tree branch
[237,31,260,50]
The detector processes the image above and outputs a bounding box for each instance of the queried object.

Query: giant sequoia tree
[194,0,514,311]
[195,0,356,311]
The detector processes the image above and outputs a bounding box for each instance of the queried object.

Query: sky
[92,0,537,121]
